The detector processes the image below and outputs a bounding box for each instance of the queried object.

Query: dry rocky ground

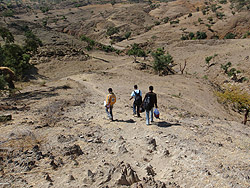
[0,0,250,187]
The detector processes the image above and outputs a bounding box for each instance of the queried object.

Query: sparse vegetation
[224,32,236,39]
[80,34,120,54]
[181,31,207,40]
[40,6,49,13]
[162,17,169,23]
[221,62,246,82]
[106,26,119,37]
[151,48,175,75]
[170,19,180,25]
[205,54,217,67]
[196,31,207,39]
[127,43,146,63]
[216,12,225,19]
[0,27,41,80]
[216,85,250,124]
[125,32,131,40]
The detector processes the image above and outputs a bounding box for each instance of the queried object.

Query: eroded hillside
[0,0,249,187]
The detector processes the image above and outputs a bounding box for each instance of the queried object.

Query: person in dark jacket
[142,86,158,125]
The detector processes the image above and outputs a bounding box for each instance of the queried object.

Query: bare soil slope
[0,0,250,187]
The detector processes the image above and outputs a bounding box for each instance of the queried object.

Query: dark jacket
[143,92,157,109]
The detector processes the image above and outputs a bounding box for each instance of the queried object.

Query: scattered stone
[163,149,170,156]
[116,163,140,186]
[45,174,53,182]
[134,177,166,188]
[64,144,83,156]
[88,170,95,178]
[147,138,157,151]
[68,175,75,181]
[145,164,156,177]
[0,114,12,122]
[50,160,58,170]
[118,145,128,154]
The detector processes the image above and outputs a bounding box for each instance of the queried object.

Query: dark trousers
[133,102,141,117]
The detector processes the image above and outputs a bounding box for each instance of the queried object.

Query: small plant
[207,17,213,23]
[198,18,203,23]
[170,19,179,25]
[151,48,175,75]
[40,6,49,13]
[127,43,146,63]
[125,32,131,40]
[221,62,232,74]
[219,0,227,4]
[2,10,14,17]
[224,32,236,39]
[205,54,217,67]
[162,17,169,23]
[0,75,7,90]
[203,75,208,80]
[111,0,116,6]
[205,56,213,65]
[154,21,161,26]
[196,31,207,39]
[188,13,192,17]
[216,12,225,19]
[243,31,250,38]
[188,32,195,39]
[106,26,119,36]
[216,85,250,125]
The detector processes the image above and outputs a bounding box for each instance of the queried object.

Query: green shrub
[154,21,161,26]
[188,32,195,39]
[216,12,225,19]
[188,13,192,17]
[0,75,7,90]
[221,62,232,74]
[106,26,119,36]
[219,0,227,4]
[24,30,43,52]
[216,85,250,124]
[151,48,174,75]
[196,31,207,39]
[224,33,236,39]
[170,19,179,25]
[162,17,169,23]
[181,35,189,40]
[0,27,35,79]
[125,32,131,40]
[207,17,213,22]
[127,43,146,62]
[2,10,14,17]
[40,6,49,13]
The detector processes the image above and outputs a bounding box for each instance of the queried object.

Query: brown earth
[0,0,250,187]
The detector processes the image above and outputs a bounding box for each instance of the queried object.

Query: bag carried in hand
[139,106,145,113]
[134,91,142,105]
[154,108,160,118]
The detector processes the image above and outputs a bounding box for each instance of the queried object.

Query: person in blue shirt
[129,85,142,117]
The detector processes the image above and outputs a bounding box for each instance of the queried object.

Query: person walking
[129,85,142,117]
[143,86,158,125]
[105,88,116,121]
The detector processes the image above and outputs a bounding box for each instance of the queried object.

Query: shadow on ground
[157,121,181,128]
[114,119,136,123]
[5,85,71,101]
